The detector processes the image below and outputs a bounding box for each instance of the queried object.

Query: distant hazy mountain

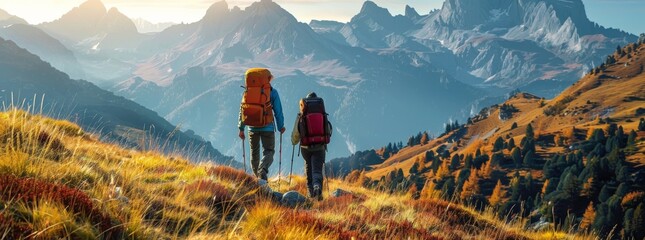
[416,0,636,92]
[38,0,147,52]
[133,18,175,33]
[30,0,154,85]
[0,37,232,164]
[113,0,481,173]
[0,8,27,27]
[313,0,636,96]
[0,24,85,79]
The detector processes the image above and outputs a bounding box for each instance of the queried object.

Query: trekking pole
[242,139,247,173]
[278,132,283,189]
[289,145,295,185]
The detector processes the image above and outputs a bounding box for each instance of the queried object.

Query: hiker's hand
[279,127,286,134]
[238,131,245,139]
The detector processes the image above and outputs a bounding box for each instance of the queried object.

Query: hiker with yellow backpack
[238,68,285,181]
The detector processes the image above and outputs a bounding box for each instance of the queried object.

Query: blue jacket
[238,88,285,132]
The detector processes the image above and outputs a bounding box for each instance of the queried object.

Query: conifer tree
[510,172,522,201]
[460,168,480,202]
[598,184,612,203]
[450,154,460,171]
[407,136,415,147]
[627,129,637,145]
[523,150,534,167]
[524,172,534,196]
[562,173,580,199]
[455,168,471,195]
[414,132,422,145]
[511,147,522,168]
[526,123,534,140]
[464,154,473,169]
[507,138,516,150]
[425,151,435,163]
[493,136,504,152]
[396,169,405,182]
[410,162,420,175]
[489,180,506,208]
[606,123,618,137]
[633,203,645,240]
[441,178,456,199]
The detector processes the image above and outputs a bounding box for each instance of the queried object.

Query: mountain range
[0,36,232,164]
[109,0,483,172]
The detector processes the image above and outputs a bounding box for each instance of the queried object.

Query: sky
[0,0,643,35]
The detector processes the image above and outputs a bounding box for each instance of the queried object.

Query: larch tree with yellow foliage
[460,168,480,202]
[435,160,451,179]
[489,180,506,208]
[580,202,596,231]
[480,159,493,179]
[420,132,429,145]
[420,180,440,199]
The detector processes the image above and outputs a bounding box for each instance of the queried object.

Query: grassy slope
[368,43,645,180]
[0,109,573,239]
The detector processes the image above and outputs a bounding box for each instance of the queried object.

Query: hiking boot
[313,185,323,201]
[256,169,267,181]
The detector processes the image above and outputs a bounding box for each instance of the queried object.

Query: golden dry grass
[0,109,595,239]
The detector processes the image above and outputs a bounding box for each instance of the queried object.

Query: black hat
[306,92,317,98]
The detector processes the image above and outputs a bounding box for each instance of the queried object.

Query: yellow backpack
[240,68,273,127]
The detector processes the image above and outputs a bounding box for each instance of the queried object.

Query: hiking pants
[249,131,275,178]
[301,147,326,196]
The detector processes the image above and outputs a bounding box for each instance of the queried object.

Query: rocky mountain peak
[0,8,11,20]
[204,1,230,18]
[358,1,392,19]
[243,0,299,26]
[105,7,139,34]
[77,0,107,16]
[405,5,420,19]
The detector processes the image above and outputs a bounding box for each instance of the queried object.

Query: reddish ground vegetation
[207,166,258,189]
[414,199,528,240]
[0,213,33,239]
[282,210,361,239]
[284,197,442,240]
[153,165,176,174]
[185,179,235,212]
[316,194,365,211]
[0,174,122,239]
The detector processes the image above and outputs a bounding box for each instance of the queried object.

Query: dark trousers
[249,131,275,178]
[301,147,325,196]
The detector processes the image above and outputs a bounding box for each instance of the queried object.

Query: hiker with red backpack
[291,92,332,200]
[238,68,285,181]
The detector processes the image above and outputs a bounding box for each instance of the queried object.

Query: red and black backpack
[298,95,332,146]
